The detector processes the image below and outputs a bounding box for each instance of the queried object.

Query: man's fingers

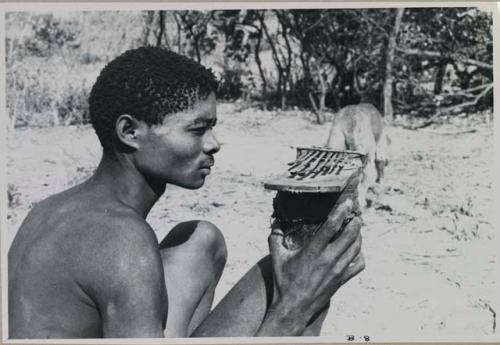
[327,216,362,259]
[338,253,365,287]
[310,199,353,251]
[321,227,362,277]
[268,228,294,264]
[268,228,284,252]
[316,247,364,296]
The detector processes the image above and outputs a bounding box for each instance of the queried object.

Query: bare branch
[402,83,493,130]
[440,83,493,113]
[442,83,492,98]
[308,92,319,113]
[156,11,166,47]
[396,47,493,70]
[303,10,330,35]
[353,9,389,38]
[257,11,282,73]
[419,128,477,135]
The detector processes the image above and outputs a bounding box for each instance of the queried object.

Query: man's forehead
[161,96,217,125]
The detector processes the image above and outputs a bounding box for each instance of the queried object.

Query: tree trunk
[434,60,448,95]
[299,51,311,85]
[51,108,59,126]
[156,11,166,47]
[142,11,155,45]
[258,11,284,108]
[276,10,292,110]
[194,37,201,63]
[173,12,182,54]
[313,59,327,123]
[9,113,16,130]
[254,24,267,94]
[308,92,323,124]
[383,7,404,124]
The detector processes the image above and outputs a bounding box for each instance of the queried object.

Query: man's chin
[177,178,205,190]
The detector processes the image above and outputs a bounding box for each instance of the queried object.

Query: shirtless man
[8,47,365,338]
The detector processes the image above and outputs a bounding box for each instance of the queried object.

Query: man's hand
[257,199,364,336]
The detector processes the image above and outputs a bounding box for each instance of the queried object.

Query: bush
[6,56,97,127]
[57,82,91,125]
[23,14,80,57]
[8,183,20,208]
[6,11,142,128]
[217,68,256,101]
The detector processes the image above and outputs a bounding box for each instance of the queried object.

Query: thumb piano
[264,147,367,250]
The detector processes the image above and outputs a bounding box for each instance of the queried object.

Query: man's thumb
[268,228,289,258]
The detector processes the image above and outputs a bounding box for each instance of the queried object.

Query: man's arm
[255,199,364,336]
[86,215,168,338]
[192,199,364,337]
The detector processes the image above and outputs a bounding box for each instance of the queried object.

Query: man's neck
[87,152,165,218]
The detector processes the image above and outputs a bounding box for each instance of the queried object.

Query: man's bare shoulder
[83,207,161,270]
[12,186,162,284]
[84,211,161,271]
[63,199,161,278]
[46,191,165,301]
[9,186,168,337]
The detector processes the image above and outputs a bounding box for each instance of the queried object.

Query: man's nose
[204,130,221,155]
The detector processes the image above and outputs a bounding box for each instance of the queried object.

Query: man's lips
[200,158,215,169]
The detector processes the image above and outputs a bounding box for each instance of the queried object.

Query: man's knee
[194,221,227,271]
[160,220,227,274]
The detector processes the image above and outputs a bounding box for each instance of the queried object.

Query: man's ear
[115,114,142,150]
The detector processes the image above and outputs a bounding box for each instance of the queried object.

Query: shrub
[8,183,20,208]
[6,56,97,127]
[57,82,91,125]
[23,14,80,57]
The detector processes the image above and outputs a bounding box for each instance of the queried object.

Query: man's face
[134,93,220,189]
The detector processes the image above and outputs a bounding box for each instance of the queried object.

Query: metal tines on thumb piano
[264,146,367,193]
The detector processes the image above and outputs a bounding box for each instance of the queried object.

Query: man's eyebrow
[190,118,217,126]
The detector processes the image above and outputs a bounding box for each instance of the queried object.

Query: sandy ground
[6,103,498,341]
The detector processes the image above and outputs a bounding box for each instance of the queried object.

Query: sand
[6,103,497,341]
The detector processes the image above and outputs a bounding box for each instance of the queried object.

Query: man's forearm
[255,302,309,337]
[190,257,313,337]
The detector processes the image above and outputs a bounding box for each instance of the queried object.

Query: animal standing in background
[325,103,389,208]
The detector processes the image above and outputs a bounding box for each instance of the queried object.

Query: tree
[395,7,492,116]
[255,10,294,109]
[383,8,404,124]
[175,10,215,63]
[284,9,390,118]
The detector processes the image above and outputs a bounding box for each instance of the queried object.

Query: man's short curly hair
[89,46,218,151]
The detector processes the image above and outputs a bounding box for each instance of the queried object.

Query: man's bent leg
[159,220,227,337]
[192,256,329,337]
[192,256,271,337]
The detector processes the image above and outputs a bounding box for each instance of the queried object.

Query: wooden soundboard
[264,147,367,193]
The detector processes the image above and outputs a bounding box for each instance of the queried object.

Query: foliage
[175,10,217,62]
[6,11,143,128]
[5,7,493,129]
[395,8,493,115]
[23,14,80,57]
[6,55,95,127]
[8,183,20,208]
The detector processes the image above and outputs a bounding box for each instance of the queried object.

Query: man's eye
[191,127,207,135]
